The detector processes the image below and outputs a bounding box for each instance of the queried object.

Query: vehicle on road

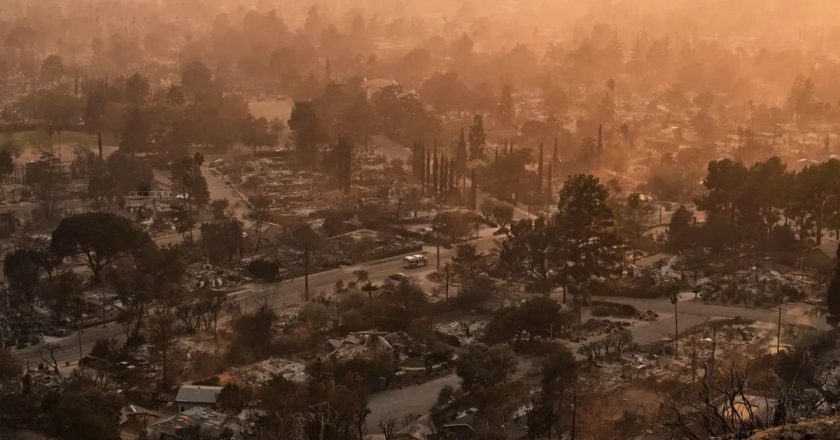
[385,273,409,285]
[403,254,428,269]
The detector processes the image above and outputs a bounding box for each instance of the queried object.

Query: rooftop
[174,384,223,404]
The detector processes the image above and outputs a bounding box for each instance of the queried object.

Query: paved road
[366,357,534,431]
[367,374,459,429]
[12,234,501,366]
[586,294,828,345]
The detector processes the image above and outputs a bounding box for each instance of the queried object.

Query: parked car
[385,273,409,285]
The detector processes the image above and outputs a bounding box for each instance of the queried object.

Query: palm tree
[353,269,370,285]
[0,210,21,234]
[353,269,378,306]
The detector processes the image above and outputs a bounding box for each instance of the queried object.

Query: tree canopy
[51,212,151,283]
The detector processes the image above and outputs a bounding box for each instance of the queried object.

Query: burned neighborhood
[2,1,840,439]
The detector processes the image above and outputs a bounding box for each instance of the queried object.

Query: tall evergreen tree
[449,159,456,192]
[334,136,352,193]
[445,157,451,195]
[432,149,439,197]
[596,124,603,163]
[828,244,840,325]
[469,115,486,159]
[455,128,468,177]
[424,147,431,196]
[411,141,420,179]
[553,175,622,323]
[547,163,553,199]
[439,156,447,198]
[497,85,514,127]
[469,169,478,210]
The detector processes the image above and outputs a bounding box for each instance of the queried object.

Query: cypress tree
[424,146,430,196]
[412,141,419,179]
[443,157,450,196]
[449,159,456,192]
[547,163,553,201]
[439,156,446,198]
[469,168,478,210]
[432,149,439,198]
[828,245,840,324]
[334,136,352,194]
[416,141,423,180]
[597,124,603,155]
[455,128,468,177]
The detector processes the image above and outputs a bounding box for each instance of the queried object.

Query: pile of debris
[696,267,813,306]
[435,320,486,346]
[591,352,667,390]
[187,264,248,290]
[573,319,632,341]
[326,229,423,263]
[229,358,307,384]
[327,332,397,361]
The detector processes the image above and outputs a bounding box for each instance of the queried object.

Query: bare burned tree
[39,342,63,374]
[379,417,398,440]
[659,361,830,440]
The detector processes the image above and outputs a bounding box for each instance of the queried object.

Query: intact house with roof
[174,384,223,412]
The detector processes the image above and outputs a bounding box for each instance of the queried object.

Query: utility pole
[571,386,577,440]
[436,195,442,271]
[709,326,716,380]
[671,289,679,359]
[777,300,783,353]
[77,321,83,361]
[445,265,450,301]
[674,300,679,358]
[436,239,441,271]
